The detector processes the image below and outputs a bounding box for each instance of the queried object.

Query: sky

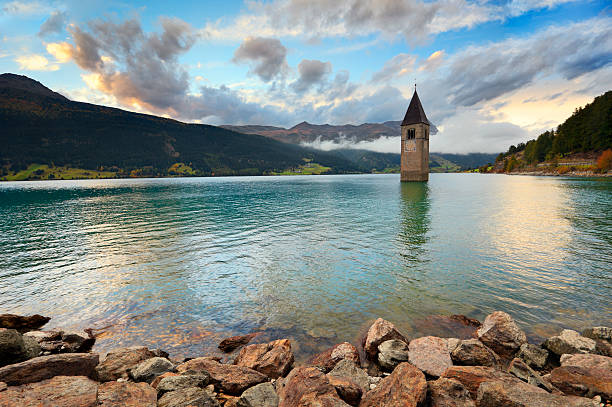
[0,0,610,153]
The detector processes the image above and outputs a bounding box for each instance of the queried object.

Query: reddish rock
[277,366,349,407]
[329,376,362,406]
[561,353,612,370]
[450,339,499,368]
[0,353,98,385]
[218,333,259,353]
[476,380,598,407]
[549,365,612,400]
[476,311,527,359]
[151,371,179,388]
[310,342,360,372]
[427,378,475,407]
[234,339,294,379]
[98,381,157,407]
[177,357,268,395]
[413,315,480,340]
[0,375,97,407]
[441,365,526,400]
[95,346,156,382]
[408,336,452,378]
[449,315,481,329]
[0,314,50,333]
[363,318,408,359]
[359,362,427,407]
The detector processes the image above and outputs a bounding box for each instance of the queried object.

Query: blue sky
[1,0,611,153]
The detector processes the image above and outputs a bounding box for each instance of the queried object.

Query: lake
[0,173,610,359]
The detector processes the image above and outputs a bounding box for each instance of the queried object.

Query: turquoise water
[0,174,610,358]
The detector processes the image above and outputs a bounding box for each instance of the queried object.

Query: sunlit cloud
[15,54,59,71]
[46,42,72,63]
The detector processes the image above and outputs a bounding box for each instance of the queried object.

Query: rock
[157,373,210,395]
[476,311,527,359]
[97,381,157,407]
[152,371,179,388]
[377,340,410,371]
[158,387,220,407]
[595,339,612,357]
[507,358,558,392]
[449,315,481,329]
[0,382,6,392]
[441,365,528,400]
[408,336,452,378]
[176,357,268,395]
[328,359,370,393]
[234,339,294,379]
[21,335,41,359]
[0,328,26,367]
[23,330,62,342]
[0,314,50,333]
[60,330,95,352]
[476,380,599,407]
[450,339,499,368]
[0,353,98,385]
[219,333,259,353]
[582,327,612,342]
[543,329,597,356]
[237,382,279,407]
[0,375,98,407]
[128,356,174,383]
[363,318,408,360]
[309,342,360,372]
[221,395,241,407]
[549,365,612,399]
[95,346,156,382]
[151,348,170,358]
[328,376,361,406]
[561,353,612,370]
[277,366,349,407]
[414,316,480,340]
[359,362,427,407]
[446,338,461,353]
[516,343,549,370]
[427,378,475,407]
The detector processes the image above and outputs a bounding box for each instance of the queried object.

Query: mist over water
[0,174,610,359]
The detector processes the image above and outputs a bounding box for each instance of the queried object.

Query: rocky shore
[0,311,611,406]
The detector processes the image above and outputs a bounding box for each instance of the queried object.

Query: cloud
[291,59,332,92]
[2,1,45,15]
[232,37,288,82]
[15,54,59,71]
[38,11,66,37]
[419,50,445,71]
[371,53,416,83]
[46,42,72,62]
[301,135,401,153]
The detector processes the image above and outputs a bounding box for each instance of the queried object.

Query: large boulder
[328,376,362,406]
[158,387,220,407]
[277,366,349,407]
[0,353,98,385]
[516,343,549,370]
[97,381,158,407]
[582,327,612,342]
[157,373,210,395]
[427,378,475,407]
[233,339,294,379]
[219,333,259,353]
[237,382,278,407]
[560,353,612,370]
[328,359,370,394]
[95,346,156,382]
[450,339,499,368]
[408,336,452,378]
[507,358,557,393]
[543,330,597,356]
[128,356,174,383]
[0,375,98,407]
[0,314,50,333]
[176,357,268,395]
[476,311,526,359]
[363,318,408,360]
[548,365,612,400]
[378,340,410,371]
[441,365,527,400]
[0,329,26,367]
[309,342,360,372]
[359,362,427,407]
[476,380,598,407]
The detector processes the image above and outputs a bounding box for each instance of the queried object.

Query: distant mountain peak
[0,73,68,101]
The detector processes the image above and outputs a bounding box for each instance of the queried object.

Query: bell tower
[400,87,430,182]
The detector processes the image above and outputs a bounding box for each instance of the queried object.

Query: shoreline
[1,311,610,406]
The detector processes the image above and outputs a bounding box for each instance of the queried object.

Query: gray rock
[23,330,62,342]
[477,380,598,407]
[507,358,558,393]
[446,338,461,354]
[0,353,99,385]
[517,343,549,370]
[0,328,26,367]
[450,339,499,367]
[408,336,453,378]
[157,374,210,395]
[22,335,41,360]
[582,327,612,342]
[560,353,612,370]
[95,346,156,382]
[377,339,409,370]
[129,356,174,383]
[158,387,220,407]
[427,378,475,407]
[237,382,278,407]
[328,359,370,393]
[476,311,527,359]
[543,330,597,356]
[61,330,95,353]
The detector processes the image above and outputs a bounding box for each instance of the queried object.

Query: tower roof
[401,89,429,126]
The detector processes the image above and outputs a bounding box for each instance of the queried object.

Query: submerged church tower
[400,88,430,182]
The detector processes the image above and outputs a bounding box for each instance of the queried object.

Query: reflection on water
[0,174,610,359]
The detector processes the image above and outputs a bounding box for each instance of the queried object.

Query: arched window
[407,128,415,139]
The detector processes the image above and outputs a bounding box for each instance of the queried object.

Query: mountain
[0,73,358,179]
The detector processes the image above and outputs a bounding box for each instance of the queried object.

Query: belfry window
[407,128,415,139]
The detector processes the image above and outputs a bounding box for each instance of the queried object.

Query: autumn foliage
[596,149,612,172]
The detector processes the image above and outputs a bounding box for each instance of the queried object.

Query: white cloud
[15,54,59,71]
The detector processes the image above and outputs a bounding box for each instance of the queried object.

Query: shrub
[596,149,612,172]
[557,166,571,174]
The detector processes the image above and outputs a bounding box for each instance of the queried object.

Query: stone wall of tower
[400,122,429,182]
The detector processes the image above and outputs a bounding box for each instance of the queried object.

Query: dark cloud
[232,37,288,82]
[291,59,332,92]
[38,11,66,37]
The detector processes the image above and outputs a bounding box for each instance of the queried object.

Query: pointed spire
[401,89,429,126]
